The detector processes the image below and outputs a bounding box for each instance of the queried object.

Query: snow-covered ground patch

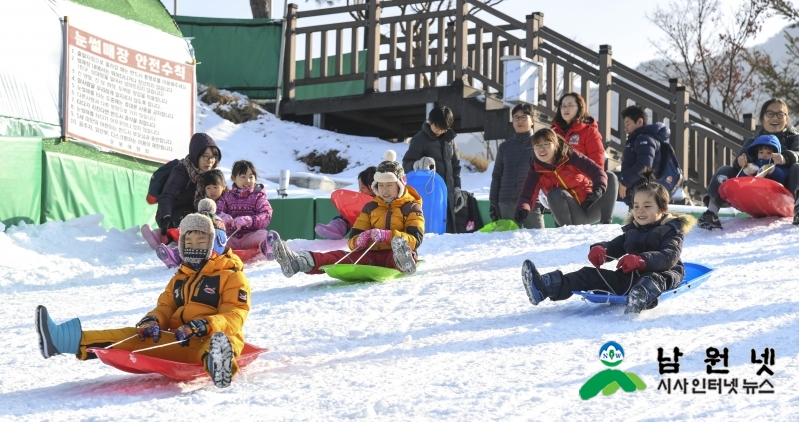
[1,214,797,420]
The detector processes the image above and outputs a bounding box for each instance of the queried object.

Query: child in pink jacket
[216,160,274,255]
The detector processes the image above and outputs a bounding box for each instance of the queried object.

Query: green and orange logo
[579,341,646,400]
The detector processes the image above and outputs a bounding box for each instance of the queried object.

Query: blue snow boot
[521,260,562,305]
[625,275,665,314]
[36,305,82,358]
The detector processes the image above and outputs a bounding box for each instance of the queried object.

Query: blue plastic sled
[406,169,447,234]
[572,262,714,304]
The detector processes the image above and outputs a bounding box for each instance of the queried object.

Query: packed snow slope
[1,213,797,421]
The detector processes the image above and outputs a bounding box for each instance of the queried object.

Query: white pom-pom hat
[372,149,407,198]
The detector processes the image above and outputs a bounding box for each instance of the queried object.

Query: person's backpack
[656,142,684,197]
[146,159,180,204]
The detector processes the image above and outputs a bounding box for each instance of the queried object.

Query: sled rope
[333,240,377,265]
[104,334,138,349]
[132,339,185,353]
[424,170,435,194]
[353,241,377,265]
[595,254,641,297]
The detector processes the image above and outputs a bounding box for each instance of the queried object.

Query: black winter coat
[490,130,534,204]
[593,212,696,290]
[620,122,671,189]
[156,133,220,229]
[732,126,799,171]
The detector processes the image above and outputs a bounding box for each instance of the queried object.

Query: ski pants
[548,172,619,226]
[77,327,240,376]
[227,230,268,250]
[552,266,671,302]
[308,249,417,274]
[704,163,799,208]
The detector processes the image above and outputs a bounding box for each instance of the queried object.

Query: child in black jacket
[521,170,696,314]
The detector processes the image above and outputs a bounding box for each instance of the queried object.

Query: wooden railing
[282,0,757,198]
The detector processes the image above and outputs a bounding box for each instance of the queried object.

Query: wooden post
[365,0,381,93]
[617,94,628,140]
[454,0,469,83]
[668,77,682,144]
[563,70,573,94]
[545,61,556,111]
[743,113,755,132]
[526,13,543,62]
[581,77,591,107]
[674,85,691,175]
[447,21,455,84]
[283,4,298,100]
[597,45,612,149]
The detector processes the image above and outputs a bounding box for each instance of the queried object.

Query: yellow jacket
[347,186,425,251]
[147,249,250,355]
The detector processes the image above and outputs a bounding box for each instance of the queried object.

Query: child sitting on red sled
[270,150,424,277]
[35,206,251,388]
[521,169,696,314]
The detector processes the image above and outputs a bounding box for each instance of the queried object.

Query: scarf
[181,155,205,208]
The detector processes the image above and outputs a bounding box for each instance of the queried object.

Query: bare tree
[643,0,770,118]
[749,0,799,117]
[250,0,270,18]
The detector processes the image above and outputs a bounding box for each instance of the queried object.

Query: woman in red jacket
[515,129,615,226]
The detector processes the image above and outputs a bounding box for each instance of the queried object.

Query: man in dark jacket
[489,102,543,228]
[619,105,671,206]
[402,106,463,233]
[156,133,221,242]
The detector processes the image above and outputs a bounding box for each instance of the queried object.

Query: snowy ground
[2,213,798,420]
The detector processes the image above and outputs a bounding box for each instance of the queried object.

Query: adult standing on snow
[515,129,612,227]
[490,103,543,228]
[153,133,222,244]
[697,99,799,229]
[402,106,463,234]
[618,105,672,207]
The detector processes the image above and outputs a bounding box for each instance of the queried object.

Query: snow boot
[36,305,82,359]
[391,237,416,275]
[141,224,162,250]
[625,275,664,314]
[205,332,234,388]
[793,203,799,226]
[156,244,182,269]
[314,217,350,240]
[521,260,562,305]
[258,230,279,261]
[271,237,314,278]
[697,210,722,230]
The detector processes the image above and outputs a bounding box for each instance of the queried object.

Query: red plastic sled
[233,248,261,262]
[86,343,268,381]
[330,189,373,225]
[718,177,793,218]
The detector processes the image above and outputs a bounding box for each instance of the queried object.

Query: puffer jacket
[146,249,249,355]
[216,184,273,238]
[516,149,608,212]
[157,133,221,228]
[593,212,696,290]
[620,122,671,189]
[348,186,425,251]
[733,126,799,171]
[490,130,534,204]
[552,117,605,168]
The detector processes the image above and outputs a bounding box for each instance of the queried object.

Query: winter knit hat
[178,198,227,266]
[372,149,406,198]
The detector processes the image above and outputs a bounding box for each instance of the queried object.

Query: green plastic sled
[319,261,423,282]
[478,219,519,233]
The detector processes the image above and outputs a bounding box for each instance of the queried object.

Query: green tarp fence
[71,0,182,37]
[0,137,42,227]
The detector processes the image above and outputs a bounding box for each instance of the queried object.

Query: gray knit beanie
[178,205,215,266]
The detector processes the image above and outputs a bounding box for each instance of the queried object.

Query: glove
[219,213,234,227]
[515,208,529,224]
[136,316,161,343]
[413,156,436,171]
[616,254,647,274]
[174,319,209,346]
[233,216,253,229]
[453,188,465,213]
[369,228,392,244]
[538,190,550,210]
[581,188,604,211]
[353,230,373,250]
[743,163,759,176]
[489,203,499,222]
[588,246,607,268]
[159,214,174,231]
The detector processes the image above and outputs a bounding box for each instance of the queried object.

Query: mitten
[743,163,759,176]
[587,246,607,268]
[353,230,373,250]
[453,188,465,213]
[174,319,209,346]
[538,190,550,210]
[616,254,647,273]
[219,213,234,228]
[581,188,604,211]
[413,157,436,171]
[136,316,161,342]
[233,216,253,229]
[489,203,499,222]
[369,228,392,244]
[515,208,529,224]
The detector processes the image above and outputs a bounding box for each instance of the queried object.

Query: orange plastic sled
[233,248,261,262]
[86,343,268,381]
[331,189,373,225]
[718,177,794,218]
